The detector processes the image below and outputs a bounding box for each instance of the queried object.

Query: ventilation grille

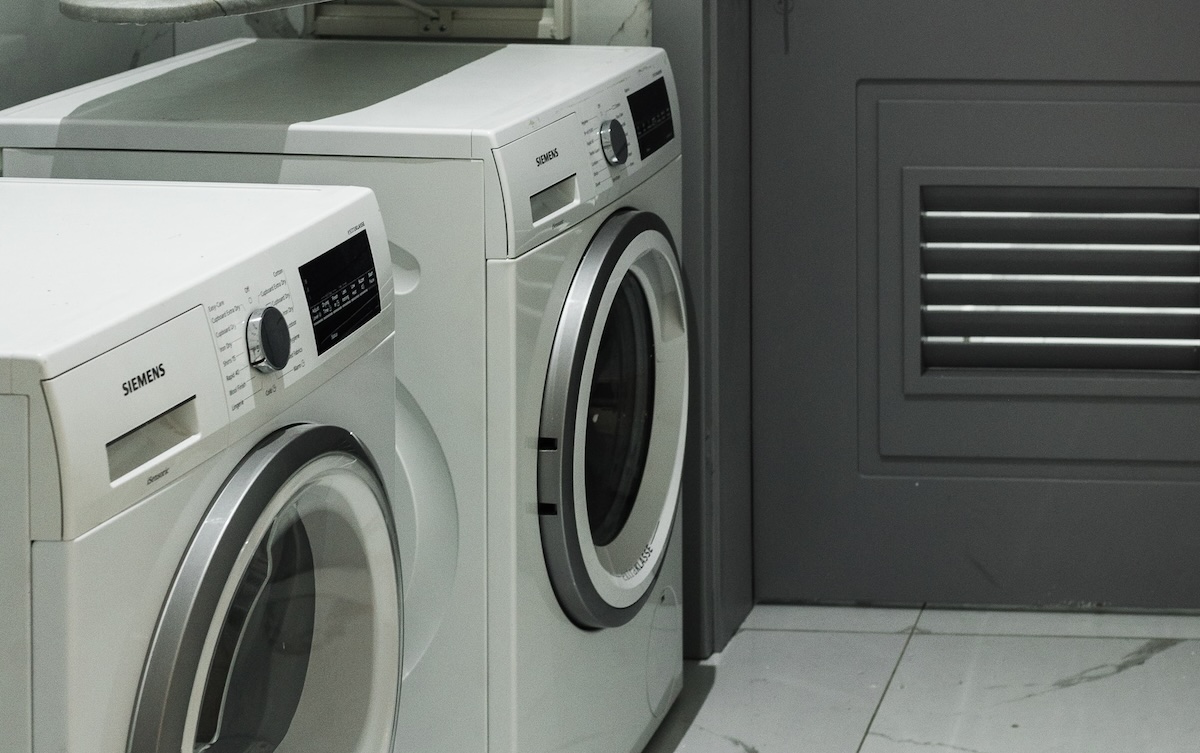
[920,186,1200,371]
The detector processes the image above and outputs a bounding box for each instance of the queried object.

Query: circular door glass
[192,462,397,753]
[538,211,688,630]
[585,274,656,548]
[194,508,317,748]
[129,425,401,753]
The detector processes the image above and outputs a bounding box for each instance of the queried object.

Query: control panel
[493,61,679,259]
[598,119,628,166]
[13,180,391,541]
[204,229,380,421]
[580,72,676,196]
[205,265,305,420]
[41,223,387,540]
[246,306,291,373]
[299,230,381,357]
[626,77,675,160]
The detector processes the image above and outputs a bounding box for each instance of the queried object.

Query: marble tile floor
[644,605,1200,753]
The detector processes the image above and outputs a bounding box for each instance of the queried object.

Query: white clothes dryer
[0,178,401,753]
[0,42,688,753]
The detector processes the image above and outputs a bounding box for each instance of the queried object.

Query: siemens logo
[535,148,559,167]
[123,364,166,396]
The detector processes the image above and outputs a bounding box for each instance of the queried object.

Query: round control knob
[599,119,629,166]
[246,306,291,373]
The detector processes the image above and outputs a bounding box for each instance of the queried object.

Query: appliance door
[128,424,402,753]
[538,210,689,630]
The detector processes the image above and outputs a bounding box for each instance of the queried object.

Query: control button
[599,119,628,166]
[246,306,290,373]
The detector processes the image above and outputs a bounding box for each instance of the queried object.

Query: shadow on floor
[642,661,717,752]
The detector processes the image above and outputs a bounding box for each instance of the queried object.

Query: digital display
[627,78,675,160]
[299,230,381,356]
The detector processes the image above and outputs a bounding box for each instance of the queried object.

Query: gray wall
[0,0,171,111]
[655,0,754,657]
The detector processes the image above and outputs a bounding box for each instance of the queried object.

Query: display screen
[299,230,381,356]
[627,78,675,160]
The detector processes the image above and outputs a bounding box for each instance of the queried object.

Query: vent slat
[923,305,1200,339]
[922,185,1198,214]
[923,242,1200,275]
[923,337,1200,370]
[918,185,1200,372]
[922,213,1198,245]
[922,274,1200,307]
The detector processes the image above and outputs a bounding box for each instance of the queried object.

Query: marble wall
[0,0,172,110]
[572,0,652,46]
[0,0,651,113]
[0,0,652,119]
[175,7,301,54]
[175,0,652,54]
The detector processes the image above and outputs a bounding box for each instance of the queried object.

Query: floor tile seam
[908,631,1200,641]
[739,626,920,636]
[854,605,924,753]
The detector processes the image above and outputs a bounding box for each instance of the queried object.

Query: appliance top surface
[0,39,666,158]
[0,177,367,360]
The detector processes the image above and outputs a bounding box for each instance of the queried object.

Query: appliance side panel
[29,541,67,753]
[2,149,54,177]
[26,356,62,545]
[0,396,30,753]
[654,0,719,658]
[483,256,520,753]
[280,155,490,753]
[711,0,755,648]
[22,147,289,184]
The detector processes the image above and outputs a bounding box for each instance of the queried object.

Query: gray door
[129,424,402,753]
[752,1,1200,607]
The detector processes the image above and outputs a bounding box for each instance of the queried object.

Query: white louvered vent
[920,186,1200,370]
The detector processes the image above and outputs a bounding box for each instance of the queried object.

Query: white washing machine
[0,41,688,753]
[0,178,401,753]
